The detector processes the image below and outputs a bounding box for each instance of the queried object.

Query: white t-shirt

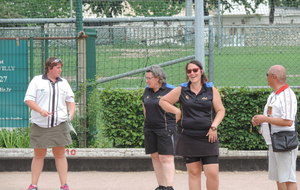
[24,74,75,128]
[260,85,297,144]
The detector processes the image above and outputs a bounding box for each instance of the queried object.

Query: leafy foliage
[99,88,145,148]
[84,0,125,17]
[127,0,185,16]
[0,0,71,19]
[218,87,271,150]
[97,87,300,150]
[0,128,30,148]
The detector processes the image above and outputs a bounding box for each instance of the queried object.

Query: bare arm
[206,87,225,143]
[142,103,146,117]
[252,115,292,127]
[159,86,182,122]
[211,87,225,128]
[25,100,52,117]
[66,101,76,120]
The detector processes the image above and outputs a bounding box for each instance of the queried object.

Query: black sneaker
[155,186,164,190]
[164,187,174,190]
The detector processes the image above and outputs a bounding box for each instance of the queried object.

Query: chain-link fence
[1,0,300,130]
[1,0,300,86]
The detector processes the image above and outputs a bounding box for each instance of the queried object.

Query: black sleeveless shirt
[176,82,219,157]
[178,82,215,137]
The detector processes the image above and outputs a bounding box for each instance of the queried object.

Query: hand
[39,109,52,117]
[69,114,74,121]
[207,129,218,143]
[175,109,182,123]
[252,115,267,126]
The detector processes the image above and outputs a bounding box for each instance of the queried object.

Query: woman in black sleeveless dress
[159,60,225,190]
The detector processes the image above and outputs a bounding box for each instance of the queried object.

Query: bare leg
[151,152,164,186]
[186,161,202,190]
[31,148,47,185]
[203,164,219,190]
[159,154,175,187]
[277,182,287,190]
[53,147,68,186]
[285,182,297,190]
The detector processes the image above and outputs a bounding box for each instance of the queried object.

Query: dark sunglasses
[187,68,199,74]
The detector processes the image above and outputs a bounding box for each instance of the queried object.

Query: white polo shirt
[262,84,297,135]
[24,74,75,128]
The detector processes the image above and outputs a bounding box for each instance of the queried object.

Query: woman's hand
[175,109,182,123]
[39,109,52,117]
[207,128,218,143]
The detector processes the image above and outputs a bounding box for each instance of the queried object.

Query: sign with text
[0,40,28,127]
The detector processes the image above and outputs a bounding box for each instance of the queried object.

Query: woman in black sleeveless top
[159,60,225,190]
[142,65,176,190]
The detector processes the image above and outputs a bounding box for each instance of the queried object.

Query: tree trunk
[269,0,275,24]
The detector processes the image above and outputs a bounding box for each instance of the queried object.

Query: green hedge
[99,87,300,150]
[99,88,145,148]
[1,87,299,149]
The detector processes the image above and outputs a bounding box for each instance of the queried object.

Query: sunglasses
[51,58,62,64]
[187,68,199,74]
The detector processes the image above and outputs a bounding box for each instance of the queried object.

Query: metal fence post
[195,0,205,69]
[185,0,193,45]
[84,28,97,139]
[208,22,214,82]
[29,37,34,80]
[77,33,87,147]
[75,0,83,34]
[84,29,96,86]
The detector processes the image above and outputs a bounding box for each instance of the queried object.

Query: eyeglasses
[145,77,154,80]
[187,68,199,74]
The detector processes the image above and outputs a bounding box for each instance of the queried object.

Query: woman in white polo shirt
[24,57,75,190]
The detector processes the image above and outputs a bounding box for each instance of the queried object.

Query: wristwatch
[210,126,217,131]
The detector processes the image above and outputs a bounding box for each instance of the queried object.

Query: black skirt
[175,133,219,157]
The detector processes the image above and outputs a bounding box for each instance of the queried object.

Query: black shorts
[144,128,176,155]
[184,155,219,165]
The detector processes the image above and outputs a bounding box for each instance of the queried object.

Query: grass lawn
[95,45,300,88]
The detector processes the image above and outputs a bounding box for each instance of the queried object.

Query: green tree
[269,0,300,24]
[0,0,71,18]
[83,0,125,17]
[206,0,265,14]
[127,0,185,16]
[208,0,300,24]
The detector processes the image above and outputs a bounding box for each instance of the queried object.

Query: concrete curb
[0,148,271,158]
[0,148,299,171]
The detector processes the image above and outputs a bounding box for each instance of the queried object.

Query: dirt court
[1,170,300,190]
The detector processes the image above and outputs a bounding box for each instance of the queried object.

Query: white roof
[221,0,268,16]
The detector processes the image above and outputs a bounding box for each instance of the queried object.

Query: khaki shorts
[30,122,72,148]
[268,145,298,183]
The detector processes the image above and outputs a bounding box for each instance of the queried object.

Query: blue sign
[0,40,28,127]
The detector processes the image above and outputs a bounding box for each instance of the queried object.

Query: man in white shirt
[252,65,298,190]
